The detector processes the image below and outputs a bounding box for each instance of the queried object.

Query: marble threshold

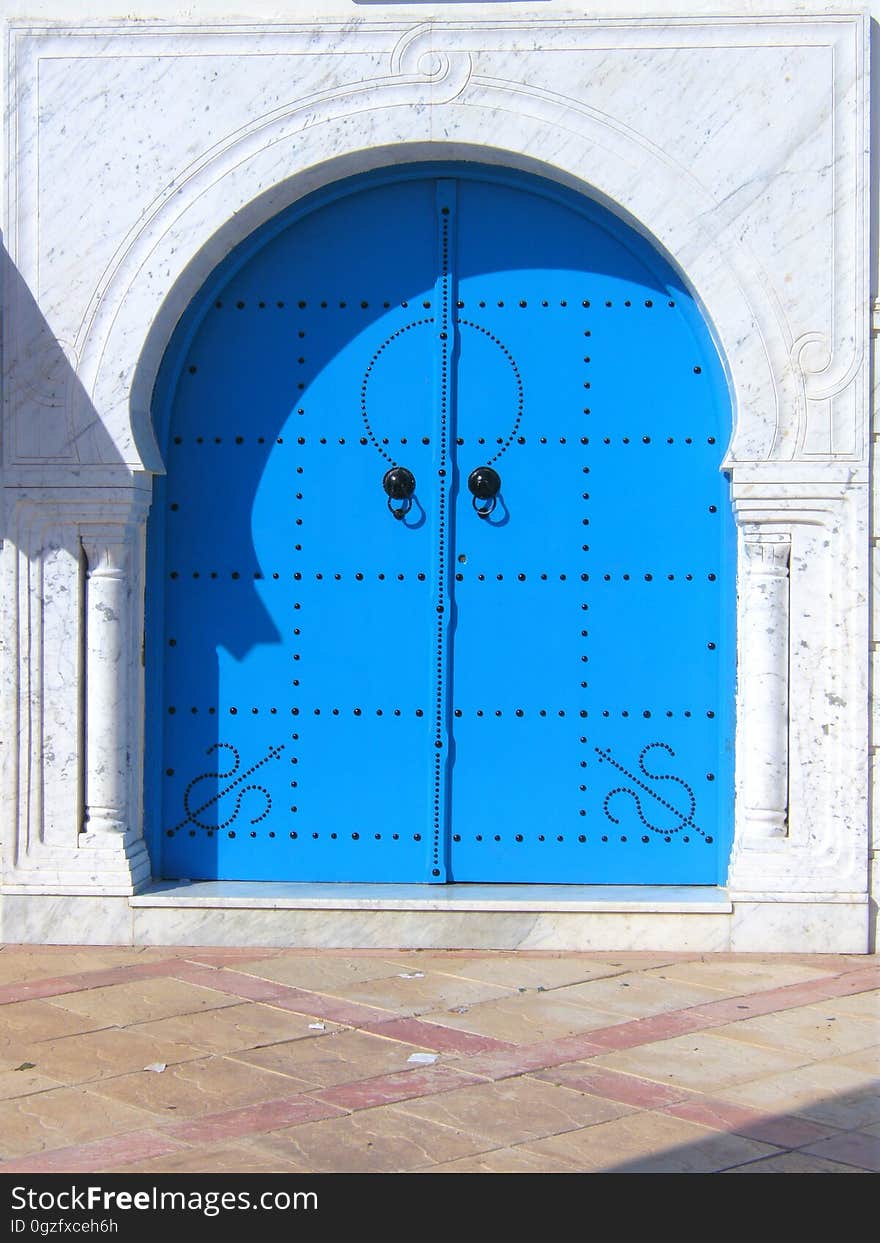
[130,881,733,914]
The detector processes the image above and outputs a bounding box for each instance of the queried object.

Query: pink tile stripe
[359,1016,515,1055]
[0,959,185,1006]
[313,1064,482,1110]
[661,1097,842,1148]
[821,964,880,991]
[170,962,299,1002]
[453,1033,606,1081]
[441,962,875,1077]
[575,1008,710,1051]
[0,1131,187,1174]
[688,964,880,1025]
[170,963,393,1024]
[181,949,285,967]
[165,1095,345,1144]
[531,1066,690,1109]
[266,991,397,1026]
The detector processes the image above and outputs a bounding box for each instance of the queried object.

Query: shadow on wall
[0,246,144,861]
[0,244,133,488]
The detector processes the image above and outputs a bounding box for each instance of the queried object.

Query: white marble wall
[0,6,873,950]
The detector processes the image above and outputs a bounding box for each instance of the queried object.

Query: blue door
[148,165,734,885]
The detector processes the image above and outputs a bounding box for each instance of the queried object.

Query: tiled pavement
[0,945,877,1173]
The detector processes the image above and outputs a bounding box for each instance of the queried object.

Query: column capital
[80,531,131,579]
[741,532,791,577]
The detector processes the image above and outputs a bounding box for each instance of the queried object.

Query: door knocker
[383,466,416,520]
[468,466,501,518]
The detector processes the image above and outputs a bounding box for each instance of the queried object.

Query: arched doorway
[146,163,735,885]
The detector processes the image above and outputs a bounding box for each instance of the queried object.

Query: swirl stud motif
[170,741,285,834]
[595,742,708,840]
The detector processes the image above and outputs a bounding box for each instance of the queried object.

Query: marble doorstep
[125,885,746,951]
[131,881,733,913]
[8,893,866,951]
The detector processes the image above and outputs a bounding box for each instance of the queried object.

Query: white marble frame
[0,16,871,947]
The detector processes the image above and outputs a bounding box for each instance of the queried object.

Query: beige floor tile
[0,949,172,985]
[707,1008,880,1060]
[558,972,733,1017]
[723,1152,869,1174]
[129,1003,342,1055]
[395,1075,633,1145]
[423,1145,582,1173]
[0,1000,112,1044]
[540,954,705,973]
[0,1067,66,1101]
[642,958,836,994]
[90,1055,302,1120]
[379,955,500,975]
[0,1040,33,1069]
[320,972,512,1016]
[234,955,412,992]
[47,978,243,1027]
[115,1141,310,1174]
[0,1086,161,1160]
[252,1104,495,1172]
[814,990,880,1021]
[25,1027,205,1085]
[521,1111,780,1173]
[823,1046,880,1074]
[386,955,631,992]
[713,1061,880,1129]
[559,954,705,969]
[592,1031,810,1093]
[420,992,623,1044]
[232,1028,428,1088]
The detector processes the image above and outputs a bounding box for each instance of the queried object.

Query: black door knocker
[383,466,416,520]
[468,465,501,518]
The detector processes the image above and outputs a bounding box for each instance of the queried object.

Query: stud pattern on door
[147,164,735,885]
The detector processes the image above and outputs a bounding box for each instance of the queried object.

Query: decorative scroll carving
[390,23,473,100]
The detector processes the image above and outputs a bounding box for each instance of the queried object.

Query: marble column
[739,531,791,839]
[80,528,133,838]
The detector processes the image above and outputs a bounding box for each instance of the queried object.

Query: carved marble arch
[74,120,791,477]
[72,89,863,898]
[131,143,766,468]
